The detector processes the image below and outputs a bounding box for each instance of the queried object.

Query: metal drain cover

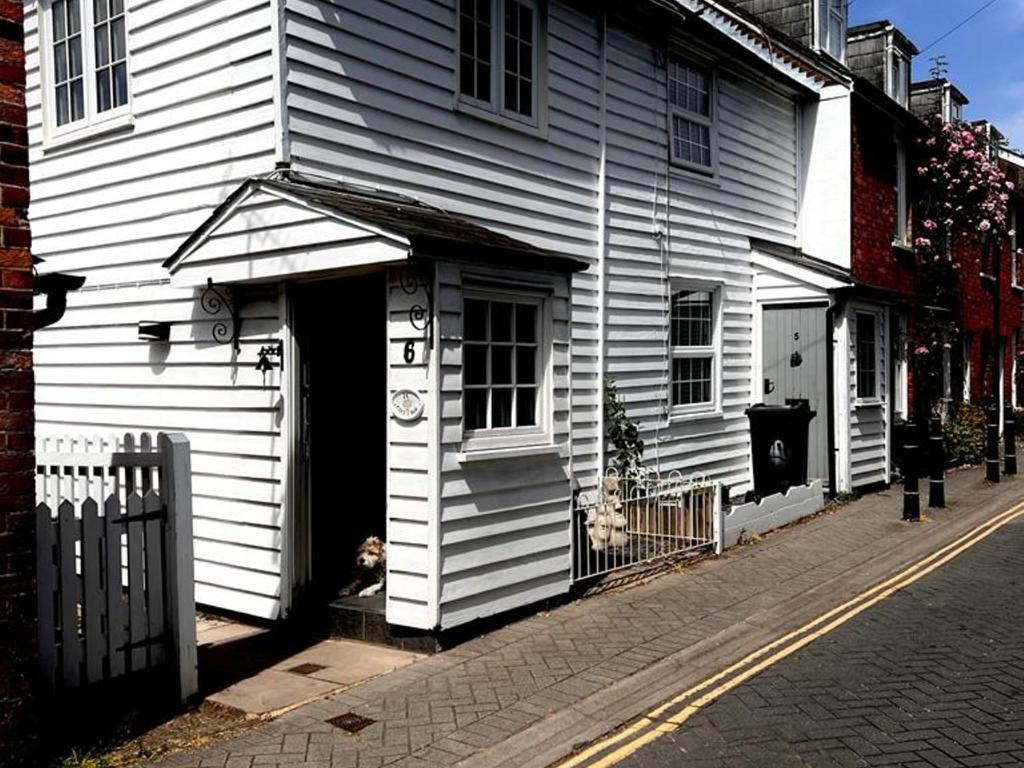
[287,662,327,676]
[327,712,376,733]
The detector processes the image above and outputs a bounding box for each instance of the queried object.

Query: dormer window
[889,50,910,108]
[817,0,846,62]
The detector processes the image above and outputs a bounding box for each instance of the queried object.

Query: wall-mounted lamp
[138,321,171,342]
[255,341,284,374]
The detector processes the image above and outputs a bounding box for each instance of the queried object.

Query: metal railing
[573,468,719,582]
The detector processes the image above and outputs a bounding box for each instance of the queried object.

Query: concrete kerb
[455,469,1024,768]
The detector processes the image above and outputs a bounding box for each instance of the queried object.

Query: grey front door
[762,304,829,484]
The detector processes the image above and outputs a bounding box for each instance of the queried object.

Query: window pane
[95,25,109,67]
[465,299,487,340]
[112,62,128,107]
[68,0,81,34]
[96,70,111,113]
[515,304,536,343]
[502,0,533,117]
[672,116,711,168]
[671,290,712,347]
[56,84,69,126]
[516,387,536,426]
[54,1,67,39]
[856,314,877,399]
[516,346,535,384]
[491,302,512,341]
[669,60,709,117]
[111,16,125,60]
[492,388,513,428]
[672,357,713,406]
[504,71,517,113]
[70,78,84,121]
[111,0,124,14]
[465,389,488,430]
[54,42,68,82]
[492,346,513,385]
[94,0,107,22]
[459,0,491,101]
[476,62,491,101]
[68,37,82,77]
[464,344,487,385]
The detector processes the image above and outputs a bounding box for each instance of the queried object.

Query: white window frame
[1012,207,1021,289]
[461,285,552,452]
[854,309,883,405]
[39,0,133,147]
[816,0,847,63]
[455,0,545,130]
[894,136,909,246]
[887,47,910,108]
[667,57,718,177]
[669,280,722,418]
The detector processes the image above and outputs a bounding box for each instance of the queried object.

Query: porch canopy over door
[163,171,587,287]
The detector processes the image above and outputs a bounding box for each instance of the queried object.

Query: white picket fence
[573,468,723,582]
[35,432,197,702]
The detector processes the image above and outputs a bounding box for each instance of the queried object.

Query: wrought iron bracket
[201,278,241,352]
[400,262,435,349]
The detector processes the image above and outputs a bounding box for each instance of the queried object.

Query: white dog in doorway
[339,536,387,598]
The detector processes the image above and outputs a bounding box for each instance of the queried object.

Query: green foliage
[58,750,111,768]
[944,403,987,467]
[604,377,644,477]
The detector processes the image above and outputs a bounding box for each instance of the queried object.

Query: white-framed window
[41,0,130,141]
[888,49,909,108]
[457,0,541,125]
[855,311,880,401]
[817,0,846,62]
[462,290,547,442]
[669,283,720,414]
[894,136,909,246]
[668,58,716,174]
[1011,206,1021,289]
[944,91,963,123]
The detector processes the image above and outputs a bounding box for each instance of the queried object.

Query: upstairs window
[458,0,540,124]
[44,0,130,138]
[817,0,846,62]
[670,285,719,413]
[895,137,909,246]
[1012,206,1021,289]
[889,50,909,108]
[856,312,879,401]
[668,59,716,174]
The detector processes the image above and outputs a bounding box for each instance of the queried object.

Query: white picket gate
[35,432,197,702]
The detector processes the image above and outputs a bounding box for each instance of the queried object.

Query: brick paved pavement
[616,513,1024,768]
[151,469,1024,768]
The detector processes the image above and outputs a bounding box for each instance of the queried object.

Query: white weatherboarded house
[26,0,852,630]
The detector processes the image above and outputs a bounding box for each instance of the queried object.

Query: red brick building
[0,0,36,763]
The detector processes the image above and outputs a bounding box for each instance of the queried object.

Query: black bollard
[1005,405,1018,475]
[987,405,1001,483]
[903,441,920,522]
[929,416,945,508]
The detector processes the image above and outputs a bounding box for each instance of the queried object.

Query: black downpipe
[825,302,837,499]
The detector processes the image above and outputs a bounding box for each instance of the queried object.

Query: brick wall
[850,100,915,296]
[0,0,36,764]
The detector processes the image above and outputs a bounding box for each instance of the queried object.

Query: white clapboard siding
[284,0,602,495]
[600,23,800,498]
[848,307,889,489]
[385,268,438,629]
[25,0,281,617]
[434,262,573,629]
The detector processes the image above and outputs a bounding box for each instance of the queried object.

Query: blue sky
[849,0,1024,148]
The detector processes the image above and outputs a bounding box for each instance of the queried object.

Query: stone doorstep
[203,638,423,721]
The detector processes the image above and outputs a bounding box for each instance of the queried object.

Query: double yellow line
[556,500,1024,768]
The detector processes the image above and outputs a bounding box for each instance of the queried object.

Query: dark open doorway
[293,272,387,597]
